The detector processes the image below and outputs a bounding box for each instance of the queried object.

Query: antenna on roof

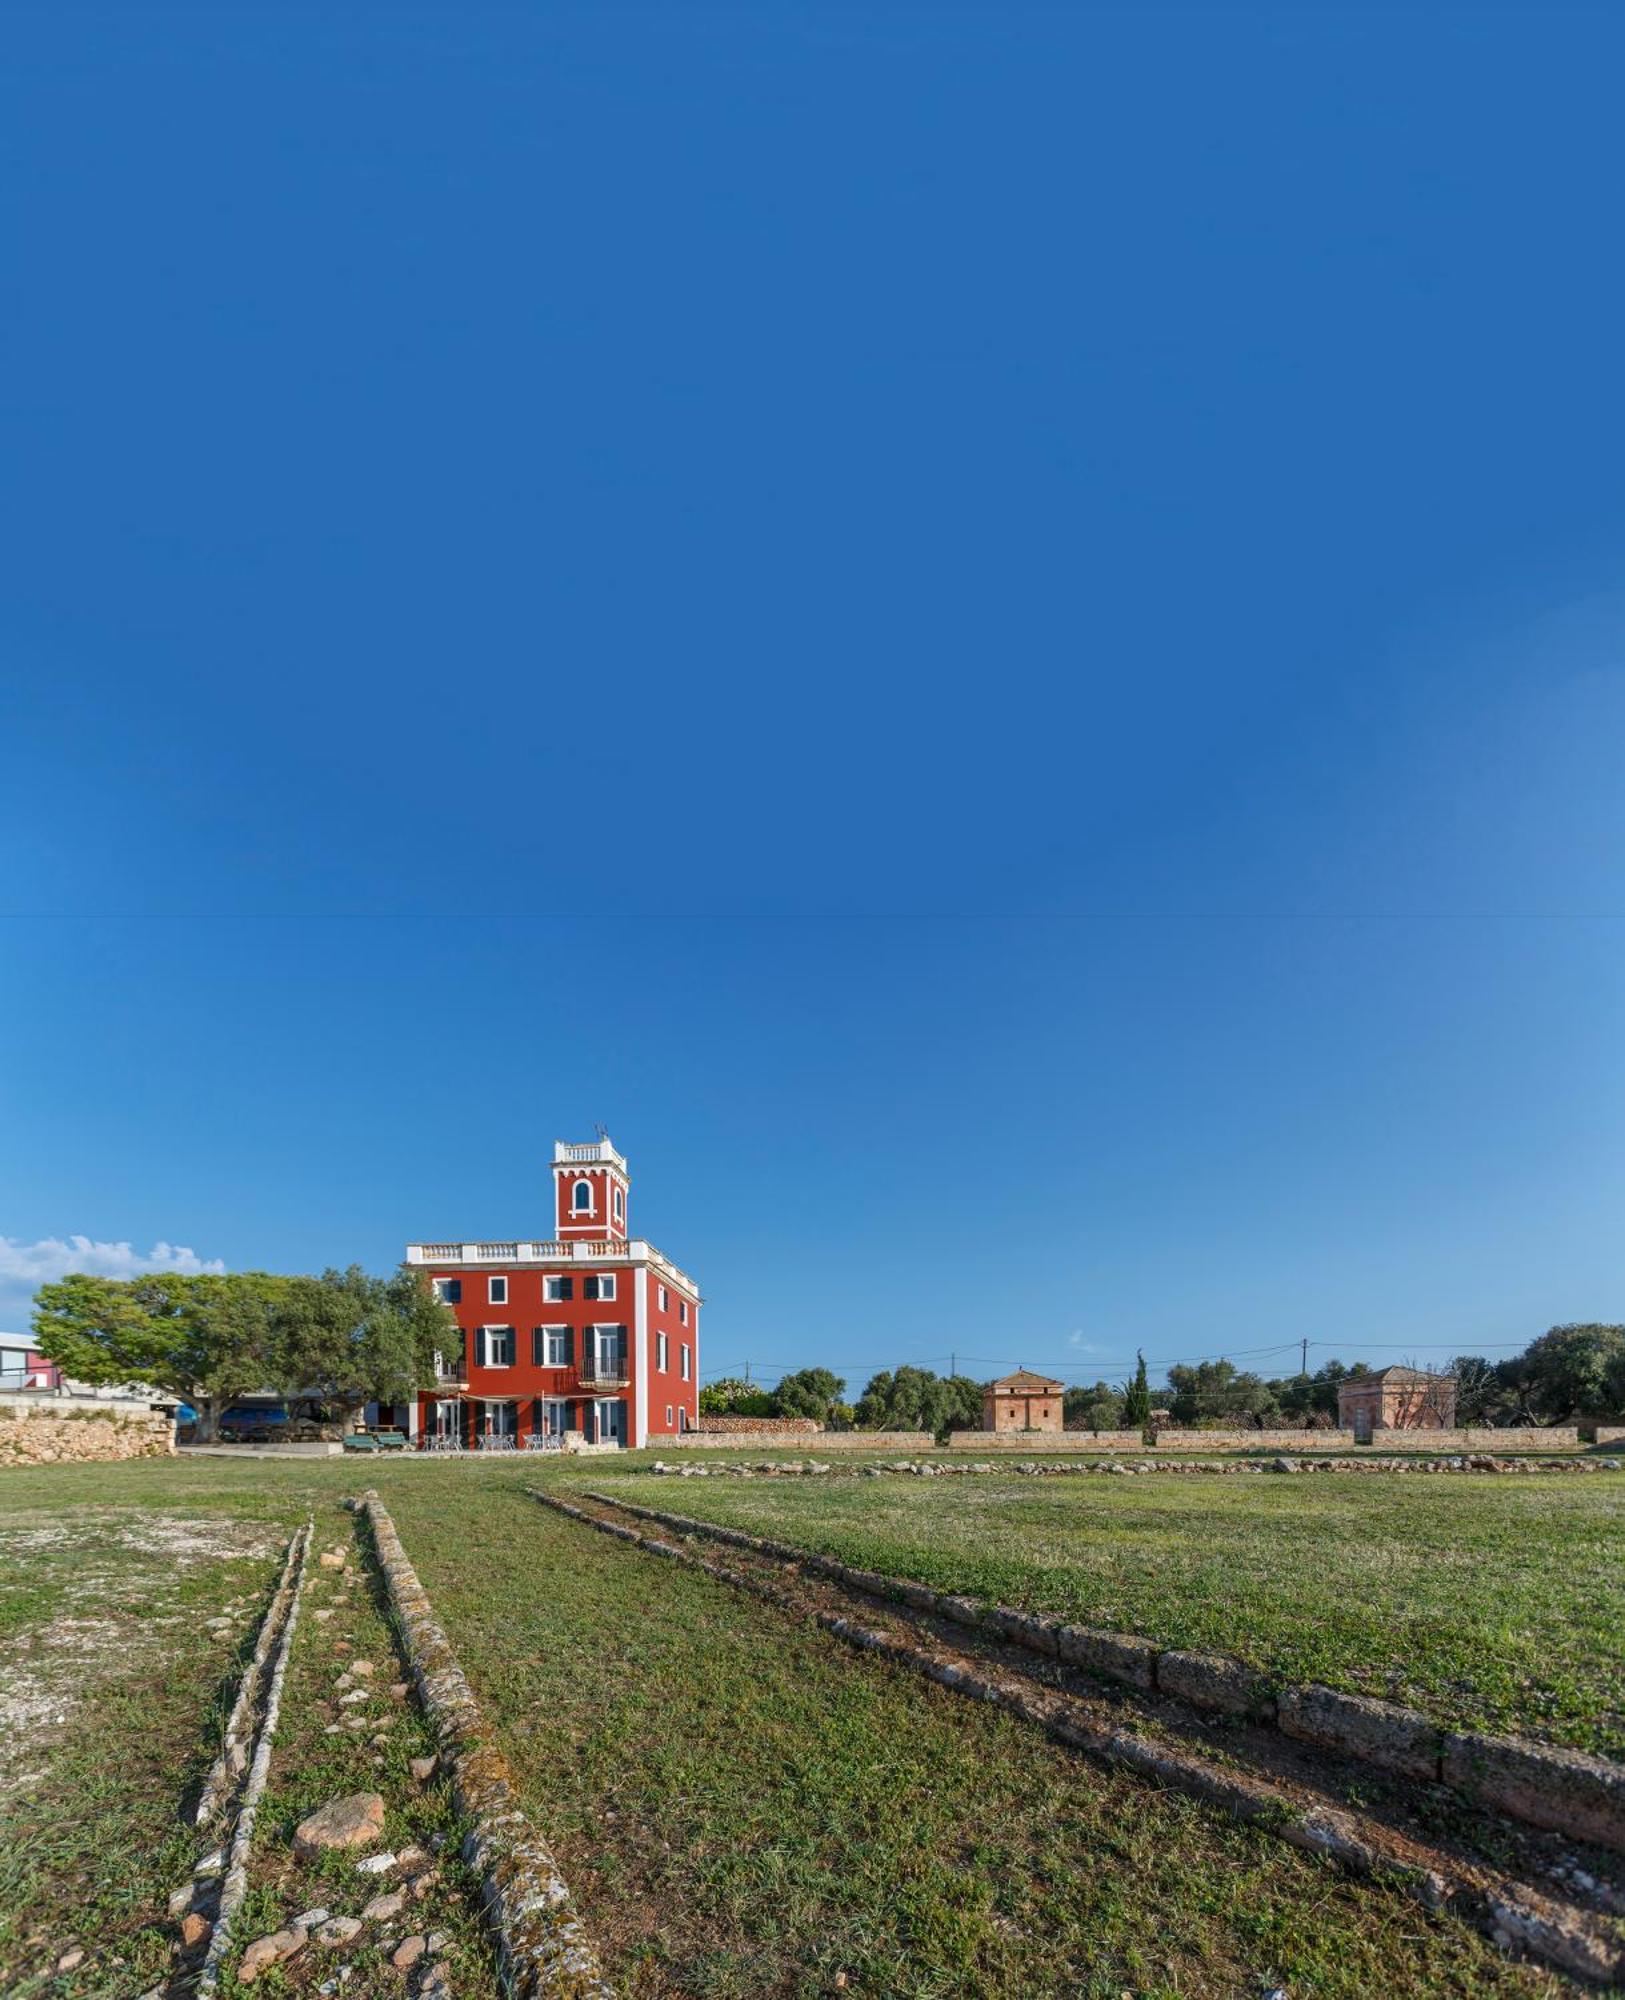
[594,1122,609,1141]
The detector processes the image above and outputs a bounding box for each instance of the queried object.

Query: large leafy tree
[1517,1324,1625,1421]
[852,1367,981,1438]
[1163,1358,1280,1426]
[773,1367,847,1423]
[271,1265,452,1421]
[698,1378,779,1418]
[1063,1380,1124,1432]
[31,1270,291,1439]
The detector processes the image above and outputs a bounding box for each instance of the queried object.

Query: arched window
[573,1179,592,1212]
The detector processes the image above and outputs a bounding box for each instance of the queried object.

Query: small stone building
[1337,1366,1456,1441]
[982,1369,1065,1434]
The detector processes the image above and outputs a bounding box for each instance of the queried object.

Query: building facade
[981,1369,1065,1433]
[1337,1366,1456,1440]
[404,1137,700,1451]
[0,1333,61,1393]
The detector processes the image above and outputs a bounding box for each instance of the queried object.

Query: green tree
[31,1269,291,1440]
[1063,1381,1123,1432]
[1164,1359,1280,1427]
[853,1367,982,1439]
[1517,1324,1625,1421]
[271,1266,451,1424]
[773,1368,847,1423]
[697,1377,779,1418]
[1120,1351,1152,1431]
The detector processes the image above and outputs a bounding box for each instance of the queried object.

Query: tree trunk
[193,1394,221,1442]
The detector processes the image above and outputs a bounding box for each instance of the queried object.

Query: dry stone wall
[950,1426,1589,1454]
[1141,1427,1581,1454]
[668,1440,932,1456]
[689,1417,824,1439]
[948,1432,1138,1453]
[0,1396,173,1467]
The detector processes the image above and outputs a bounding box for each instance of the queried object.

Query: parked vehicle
[219,1404,290,1443]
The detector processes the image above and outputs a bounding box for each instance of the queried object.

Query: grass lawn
[0,1455,1589,1996]
[582,1462,1625,1756]
[0,1500,282,1997]
[390,1476,1556,1998]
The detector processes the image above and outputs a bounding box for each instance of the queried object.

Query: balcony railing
[553,1137,628,1172]
[406,1237,700,1301]
[577,1351,630,1389]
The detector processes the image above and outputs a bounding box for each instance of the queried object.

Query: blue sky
[2,6,1622,1390]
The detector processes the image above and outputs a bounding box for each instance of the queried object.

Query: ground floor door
[535,1397,571,1438]
[596,1398,627,1447]
[479,1399,518,1443]
[428,1398,460,1442]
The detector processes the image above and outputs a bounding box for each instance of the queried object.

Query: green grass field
[0,1452,1599,1997]
[592,1461,1625,1756]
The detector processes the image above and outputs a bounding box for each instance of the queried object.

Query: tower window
[614,1185,624,1221]
[573,1179,592,1212]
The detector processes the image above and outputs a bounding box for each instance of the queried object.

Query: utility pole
[950,1351,956,1379]
[1301,1337,1309,1379]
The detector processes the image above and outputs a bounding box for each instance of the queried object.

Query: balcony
[553,1136,628,1173]
[577,1351,630,1389]
[405,1236,701,1302]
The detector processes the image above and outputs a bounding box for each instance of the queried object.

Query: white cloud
[0,1235,226,1324]
[1066,1330,1098,1353]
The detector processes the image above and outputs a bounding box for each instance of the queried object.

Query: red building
[404,1136,700,1451]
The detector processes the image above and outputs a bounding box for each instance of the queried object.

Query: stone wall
[1596,1427,1625,1446]
[664,1429,935,1451]
[944,1425,1591,1455]
[0,1396,174,1467]
[690,1416,824,1438]
[948,1431,1130,1453]
[1150,1426,1583,1453]
[1149,1428,1351,1452]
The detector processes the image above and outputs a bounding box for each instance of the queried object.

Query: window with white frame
[614,1185,624,1221]
[544,1274,572,1302]
[656,1332,668,1372]
[657,1283,668,1313]
[583,1272,615,1301]
[478,1326,515,1368]
[666,1403,674,1427]
[488,1275,508,1305]
[573,1178,592,1211]
[533,1326,570,1368]
[433,1277,462,1304]
[679,1299,688,1324]
[680,1343,690,1381]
